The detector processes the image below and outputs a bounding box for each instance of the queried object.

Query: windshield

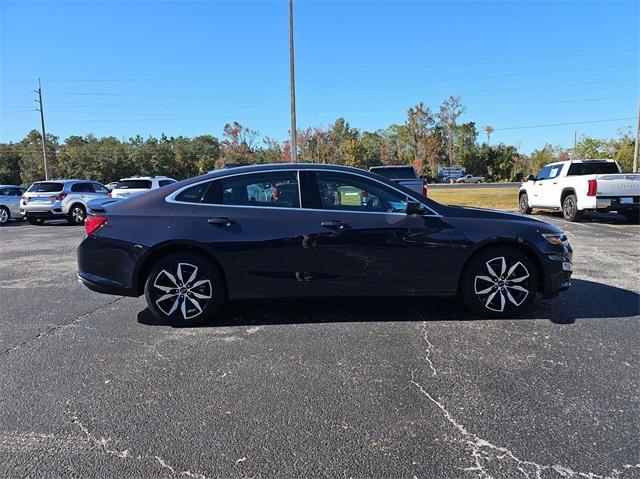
[370,167,417,180]
[115,180,152,189]
[567,162,620,176]
[27,182,64,193]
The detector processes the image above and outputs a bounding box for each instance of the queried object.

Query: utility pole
[289,0,297,163]
[35,78,49,180]
[573,131,578,161]
[633,100,639,173]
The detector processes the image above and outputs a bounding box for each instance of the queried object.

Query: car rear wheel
[461,246,538,318]
[562,194,582,222]
[144,252,226,327]
[68,205,86,225]
[0,206,9,225]
[519,193,532,215]
[26,216,45,225]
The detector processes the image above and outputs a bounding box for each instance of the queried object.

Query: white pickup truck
[518,159,640,222]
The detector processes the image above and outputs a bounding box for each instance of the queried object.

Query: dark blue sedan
[78,164,572,326]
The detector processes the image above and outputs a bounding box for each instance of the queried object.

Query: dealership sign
[438,167,466,177]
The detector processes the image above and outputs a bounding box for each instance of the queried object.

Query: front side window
[93,183,109,194]
[536,166,552,181]
[313,171,409,213]
[548,166,562,179]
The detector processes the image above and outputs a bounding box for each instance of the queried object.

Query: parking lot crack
[0,297,124,357]
[409,374,638,478]
[67,407,209,478]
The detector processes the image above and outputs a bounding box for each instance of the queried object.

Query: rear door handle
[321,220,348,230]
[208,217,233,227]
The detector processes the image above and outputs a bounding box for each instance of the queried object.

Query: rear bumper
[592,196,639,212]
[77,272,137,297]
[21,209,66,219]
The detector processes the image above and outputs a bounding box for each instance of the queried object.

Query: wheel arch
[457,239,545,295]
[134,242,228,297]
[68,202,86,214]
[560,188,576,205]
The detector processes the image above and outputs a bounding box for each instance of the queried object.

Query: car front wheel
[461,246,538,318]
[519,193,532,215]
[144,252,226,326]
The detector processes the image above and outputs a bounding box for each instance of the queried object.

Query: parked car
[440,175,462,183]
[369,166,428,196]
[87,196,121,215]
[0,185,27,225]
[20,180,110,225]
[106,182,118,191]
[109,176,177,199]
[78,164,573,326]
[518,159,640,222]
[455,174,485,184]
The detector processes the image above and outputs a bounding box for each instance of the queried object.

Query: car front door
[529,166,551,207]
[539,163,564,207]
[298,170,453,296]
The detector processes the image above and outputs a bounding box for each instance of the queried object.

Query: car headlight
[542,233,568,246]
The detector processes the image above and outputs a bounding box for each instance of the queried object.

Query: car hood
[441,205,564,234]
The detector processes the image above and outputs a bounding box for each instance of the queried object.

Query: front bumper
[540,247,573,298]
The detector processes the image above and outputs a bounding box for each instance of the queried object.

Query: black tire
[623,210,639,224]
[562,194,582,222]
[26,216,45,225]
[67,204,86,225]
[0,206,9,225]
[519,193,532,215]
[144,252,226,327]
[461,246,538,318]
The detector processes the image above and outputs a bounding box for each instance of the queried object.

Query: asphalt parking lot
[1,214,638,479]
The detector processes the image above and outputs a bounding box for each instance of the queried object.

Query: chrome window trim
[165,167,442,217]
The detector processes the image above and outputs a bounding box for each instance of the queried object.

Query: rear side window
[202,172,300,208]
[28,182,63,193]
[370,167,417,180]
[567,162,620,176]
[0,188,20,196]
[71,182,94,193]
[175,183,209,203]
[158,179,176,187]
[116,180,152,189]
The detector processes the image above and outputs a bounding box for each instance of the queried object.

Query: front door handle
[321,220,348,230]
[208,217,232,227]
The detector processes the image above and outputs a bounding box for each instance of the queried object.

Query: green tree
[0,143,22,185]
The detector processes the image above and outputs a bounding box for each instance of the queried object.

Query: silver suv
[20,180,110,225]
[0,185,27,225]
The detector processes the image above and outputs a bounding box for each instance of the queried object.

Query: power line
[493,117,637,131]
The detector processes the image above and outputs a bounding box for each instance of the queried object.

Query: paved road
[0,217,638,478]
[428,182,520,189]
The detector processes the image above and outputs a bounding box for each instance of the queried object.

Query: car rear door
[299,170,453,295]
[186,170,329,299]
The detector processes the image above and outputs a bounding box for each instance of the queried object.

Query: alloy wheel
[563,197,575,219]
[152,263,213,320]
[72,207,85,224]
[0,208,8,224]
[519,195,527,212]
[474,256,530,313]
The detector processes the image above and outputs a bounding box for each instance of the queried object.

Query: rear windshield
[567,162,620,176]
[28,182,64,193]
[115,180,152,189]
[370,167,417,180]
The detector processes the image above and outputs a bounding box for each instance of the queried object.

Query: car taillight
[50,193,67,200]
[85,216,108,236]
[273,187,279,202]
[107,192,112,198]
[21,195,27,201]
[422,179,428,197]
[587,179,597,196]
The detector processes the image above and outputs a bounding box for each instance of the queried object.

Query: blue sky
[1,0,638,153]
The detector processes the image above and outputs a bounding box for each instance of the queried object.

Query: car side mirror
[527,175,536,182]
[406,201,426,215]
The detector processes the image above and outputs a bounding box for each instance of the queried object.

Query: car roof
[118,176,174,180]
[33,179,97,184]
[0,184,25,188]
